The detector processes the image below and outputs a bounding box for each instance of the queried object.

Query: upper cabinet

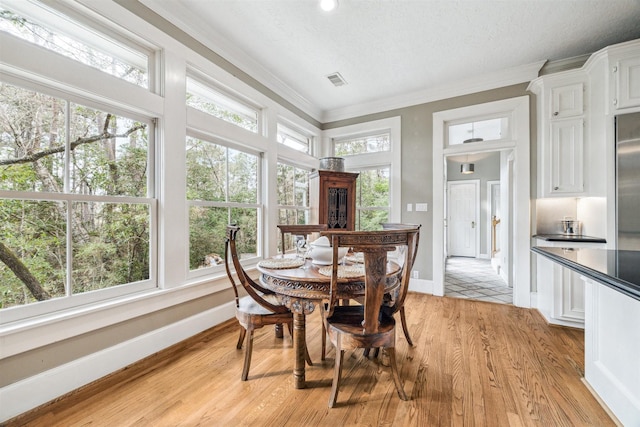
[613,55,640,110]
[551,83,584,118]
[530,76,587,198]
[529,39,640,200]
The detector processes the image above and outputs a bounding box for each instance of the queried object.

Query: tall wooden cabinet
[309,170,359,230]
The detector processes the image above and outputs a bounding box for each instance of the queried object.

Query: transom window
[277,123,311,154]
[334,132,390,156]
[0,0,151,88]
[0,81,154,311]
[186,136,260,271]
[447,116,509,146]
[186,76,259,133]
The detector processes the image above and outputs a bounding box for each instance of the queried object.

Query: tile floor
[444,256,513,304]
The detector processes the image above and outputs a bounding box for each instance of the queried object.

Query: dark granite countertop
[532,246,640,301]
[533,234,606,243]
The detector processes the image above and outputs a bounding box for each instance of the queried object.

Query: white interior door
[448,180,479,257]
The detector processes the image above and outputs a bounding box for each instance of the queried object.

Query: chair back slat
[380,223,421,314]
[322,228,420,333]
[224,225,288,314]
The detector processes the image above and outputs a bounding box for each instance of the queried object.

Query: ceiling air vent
[326,72,347,87]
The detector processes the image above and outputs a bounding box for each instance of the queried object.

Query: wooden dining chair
[276,224,328,257]
[380,223,422,346]
[321,228,420,407]
[224,224,311,381]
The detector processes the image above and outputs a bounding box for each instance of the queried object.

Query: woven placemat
[318,264,365,278]
[344,252,364,263]
[258,258,304,269]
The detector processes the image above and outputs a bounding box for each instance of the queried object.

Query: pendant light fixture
[461,163,475,174]
[461,154,475,174]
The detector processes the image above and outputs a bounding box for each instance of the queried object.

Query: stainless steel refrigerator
[616,112,640,250]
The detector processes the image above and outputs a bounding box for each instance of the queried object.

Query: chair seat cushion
[238,294,285,316]
[326,305,395,336]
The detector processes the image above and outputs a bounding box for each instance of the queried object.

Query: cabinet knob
[553,111,559,116]
[553,186,559,190]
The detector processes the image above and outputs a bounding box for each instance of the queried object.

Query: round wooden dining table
[257,256,401,389]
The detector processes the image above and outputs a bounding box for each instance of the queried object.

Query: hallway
[444,257,512,304]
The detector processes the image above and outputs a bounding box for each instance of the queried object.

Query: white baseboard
[409,278,434,294]
[0,302,235,423]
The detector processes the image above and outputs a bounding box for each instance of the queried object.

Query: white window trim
[184,131,263,280]
[0,81,158,323]
[322,116,402,223]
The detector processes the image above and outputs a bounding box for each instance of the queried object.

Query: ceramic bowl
[308,236,349,265]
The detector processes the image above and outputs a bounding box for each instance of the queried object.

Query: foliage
[186,137,259,270]
[334,133,390,156]
[0,9,148,87]
[355,168,390,231]
[0,82,149,309]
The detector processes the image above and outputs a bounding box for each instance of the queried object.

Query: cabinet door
[549,118,584,194]
[554,268,585,322]
[551,83,584,118]
[310,171,358,230]
[615,56,640,109]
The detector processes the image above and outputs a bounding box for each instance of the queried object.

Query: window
[354,167,390,230]
[0,82,154,310]
[325,117,401,230]
[334,132,390,156]
[0,1,151,88]
[186,76,259,133]
[277,123,312,154]
[277,162,310,253]
[447,116,509,146]
[186,136,260,271]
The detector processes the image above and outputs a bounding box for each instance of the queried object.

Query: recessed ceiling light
[320,0,338,12]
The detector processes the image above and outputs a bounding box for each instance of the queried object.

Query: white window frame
[322,117,402,225]
[184,129,263,280]
[186,69,262,135]
[0,78,158,324]
[1,0,157,90]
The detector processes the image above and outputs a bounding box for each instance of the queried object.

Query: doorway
[444,153,511,304]
[432,96,531,308]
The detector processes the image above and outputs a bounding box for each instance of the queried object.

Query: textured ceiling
[141,0,640,122]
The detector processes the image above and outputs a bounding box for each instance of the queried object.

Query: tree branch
[0,240,51,301]
[0,122,147,166]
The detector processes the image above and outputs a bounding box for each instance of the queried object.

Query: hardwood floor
[6,293,616,426]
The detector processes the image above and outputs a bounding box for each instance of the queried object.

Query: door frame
[487,179,500,258]
[447,179,480,258]
[432,96,530,307]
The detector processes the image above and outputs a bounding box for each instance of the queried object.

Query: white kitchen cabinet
[535,239,606,328]
[549,118,584,194]
[613,55,640,110]
[551,83,584,118]
[530,76,587,198]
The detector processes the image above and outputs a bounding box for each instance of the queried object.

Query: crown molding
[321,60,546,123]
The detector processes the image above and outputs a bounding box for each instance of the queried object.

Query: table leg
[293,312,306,389]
